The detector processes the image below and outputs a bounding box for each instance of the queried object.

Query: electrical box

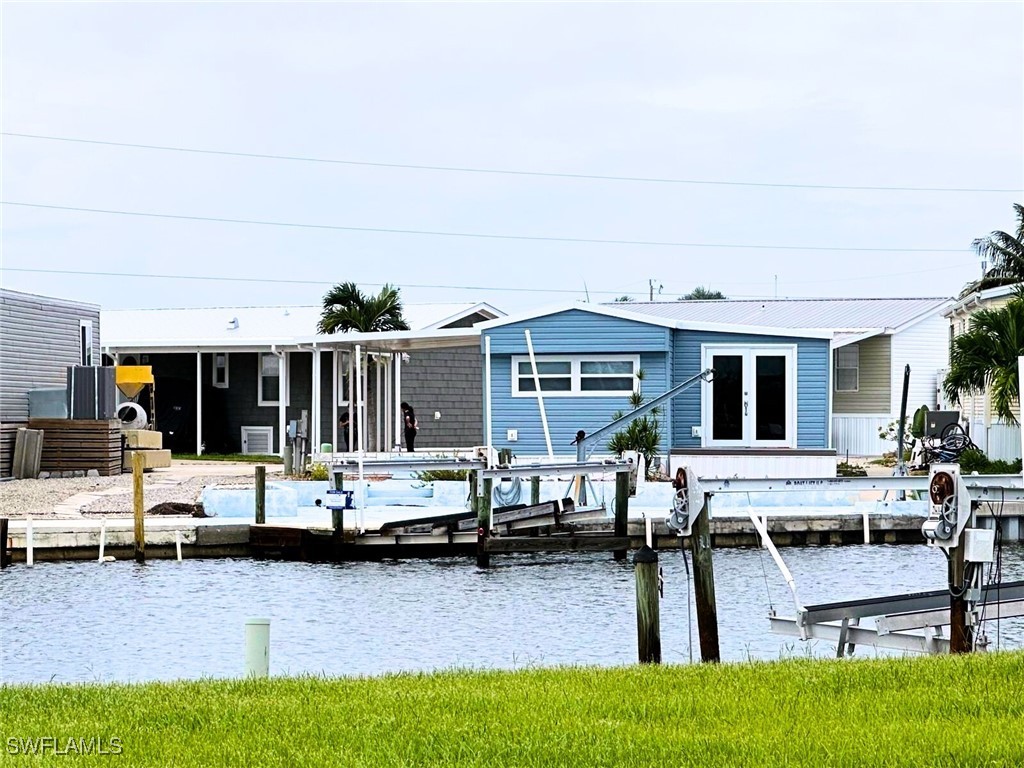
[506,429,518,442]
[963,528,995,563]
[691,425,702,438]
[434,411,441,420]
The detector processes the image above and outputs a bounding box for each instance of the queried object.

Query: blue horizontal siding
[484,309,670,355]
[671,331,830,449]
[489,351,670,457]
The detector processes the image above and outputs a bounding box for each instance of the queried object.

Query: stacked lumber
[28,419,122,476]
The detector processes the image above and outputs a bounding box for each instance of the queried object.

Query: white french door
[702,345,797,448]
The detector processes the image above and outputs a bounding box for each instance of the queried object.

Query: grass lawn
[2,654,1023,766]
[171,453,283,464]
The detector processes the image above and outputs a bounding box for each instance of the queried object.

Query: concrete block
[38,471,50,479]
[124,429,163,449]
[124,449,172,469]
[87,469,99,477]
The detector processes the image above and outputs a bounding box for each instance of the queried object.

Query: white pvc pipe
[485,335,493,456]
[311,347,321,449]
[175,530,183,562]
[376,355,382,453]
[98,519,106,562]
[645,514,653,547]
[26,517,33,566]
[748,510,802,614]
[244,618,270,678]
[278,351,287,457]
[863,509,871,545]
[524,330,554,460]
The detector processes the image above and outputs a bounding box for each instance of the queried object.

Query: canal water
[2,544,1022,684]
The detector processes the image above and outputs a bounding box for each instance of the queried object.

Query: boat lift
[690,469,1024,656]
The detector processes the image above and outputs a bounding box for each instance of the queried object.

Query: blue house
[480,304,836,478]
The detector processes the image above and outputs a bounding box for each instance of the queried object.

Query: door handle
[744,400,749,416]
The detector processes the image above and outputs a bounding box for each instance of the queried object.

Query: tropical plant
[944,287,1024,424]
[317,282,410,334]
[606,370,663,479]
[614,295,636,303]
[679,286,726,300]
[959,203,1024,297]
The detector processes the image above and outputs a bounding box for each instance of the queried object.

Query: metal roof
[605,297,952,332]
[102,302,502,347]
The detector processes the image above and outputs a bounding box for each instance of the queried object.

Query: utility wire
[3,132,1020,194]
[0,201,970,253]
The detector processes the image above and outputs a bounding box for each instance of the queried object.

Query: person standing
[400,401,418,452]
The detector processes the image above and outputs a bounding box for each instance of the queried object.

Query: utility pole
[649,278,662,302]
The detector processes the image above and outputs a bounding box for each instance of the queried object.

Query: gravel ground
[0,469,258,519]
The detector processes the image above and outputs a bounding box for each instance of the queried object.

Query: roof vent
[227,317,239,330]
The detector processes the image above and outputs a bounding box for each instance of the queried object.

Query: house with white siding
[615,297,954,458]
[945,285,1021,461]
[479,304,835,479]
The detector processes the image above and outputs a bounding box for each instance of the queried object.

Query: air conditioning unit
[241,426,274,455]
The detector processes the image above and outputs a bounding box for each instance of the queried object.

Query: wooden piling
[133,451,145,563]
[255,465,266,525]
[476,474,492,569]
[949,513,973,653]
[0,518,8,569]
[633,544,661,663]
[530,476,540,506]
[690,495,720,662]
[614,470,629,561]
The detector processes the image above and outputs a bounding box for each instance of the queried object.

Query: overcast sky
[1,1,1022,317]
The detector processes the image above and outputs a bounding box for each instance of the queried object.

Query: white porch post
[485,335,492,453]
[332,349,338,452]
[375,354,382,453]
[384,356,392,451]
[195,351,203,455]
[347,353,355,451]
[355,345,364,452]
[278,352,288,456]
[395,353,403,450]
[312,347,321,450]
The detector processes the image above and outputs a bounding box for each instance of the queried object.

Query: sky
[1,1,1022,317]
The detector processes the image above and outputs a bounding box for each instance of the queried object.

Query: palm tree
[317,282,410,334]
[944,287,1024,424]
[679,286,726,300]
[959,203,1024,297]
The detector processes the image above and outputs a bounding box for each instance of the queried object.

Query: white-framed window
[336,351,352,406]
[213,353,229,389]
[511,355,640,397]
[79,320,93,366]
[835,345,859,393]
[258,352,282,406]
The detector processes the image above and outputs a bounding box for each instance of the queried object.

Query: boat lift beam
[697,474,1024,499]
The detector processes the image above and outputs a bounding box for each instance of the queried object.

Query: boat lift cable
[749,494,776,614]
[977,489,1006,650]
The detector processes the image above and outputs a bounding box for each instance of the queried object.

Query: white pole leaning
[524,330,555,460]
[175,529,183,562]
[98,519,106,563]
[244,618,270,678]
[485,335,493,459]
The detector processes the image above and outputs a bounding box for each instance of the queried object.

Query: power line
[3,131,1020,194]
[0,265,971,294]
[0,201,970,253]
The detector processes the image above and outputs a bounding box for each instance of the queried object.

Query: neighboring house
[479,304,835,479]
[101,302,503,455]
[0,288,101,478]
[618,297,953,457]
[945,285,1021,461]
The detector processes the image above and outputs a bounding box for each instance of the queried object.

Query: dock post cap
[245,618,271,625]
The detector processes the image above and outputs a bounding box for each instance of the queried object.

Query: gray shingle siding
[400,346,483,448]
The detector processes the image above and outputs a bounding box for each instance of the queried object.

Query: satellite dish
[117,401,148,431]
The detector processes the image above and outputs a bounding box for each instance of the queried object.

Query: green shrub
[306,462,330,481]
[413,454,469,482]
[959,448,1022,474]
[836,462,867,477]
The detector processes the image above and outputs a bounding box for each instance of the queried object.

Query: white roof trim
[421,301,505,330]
[891,299,954,333]
[945,285,1019,317]
[830,329,885,350]
[477,301,833,339]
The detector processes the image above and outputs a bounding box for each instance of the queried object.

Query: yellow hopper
[115,365,154,399]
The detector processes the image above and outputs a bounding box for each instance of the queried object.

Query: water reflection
[2,544,1021,683]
